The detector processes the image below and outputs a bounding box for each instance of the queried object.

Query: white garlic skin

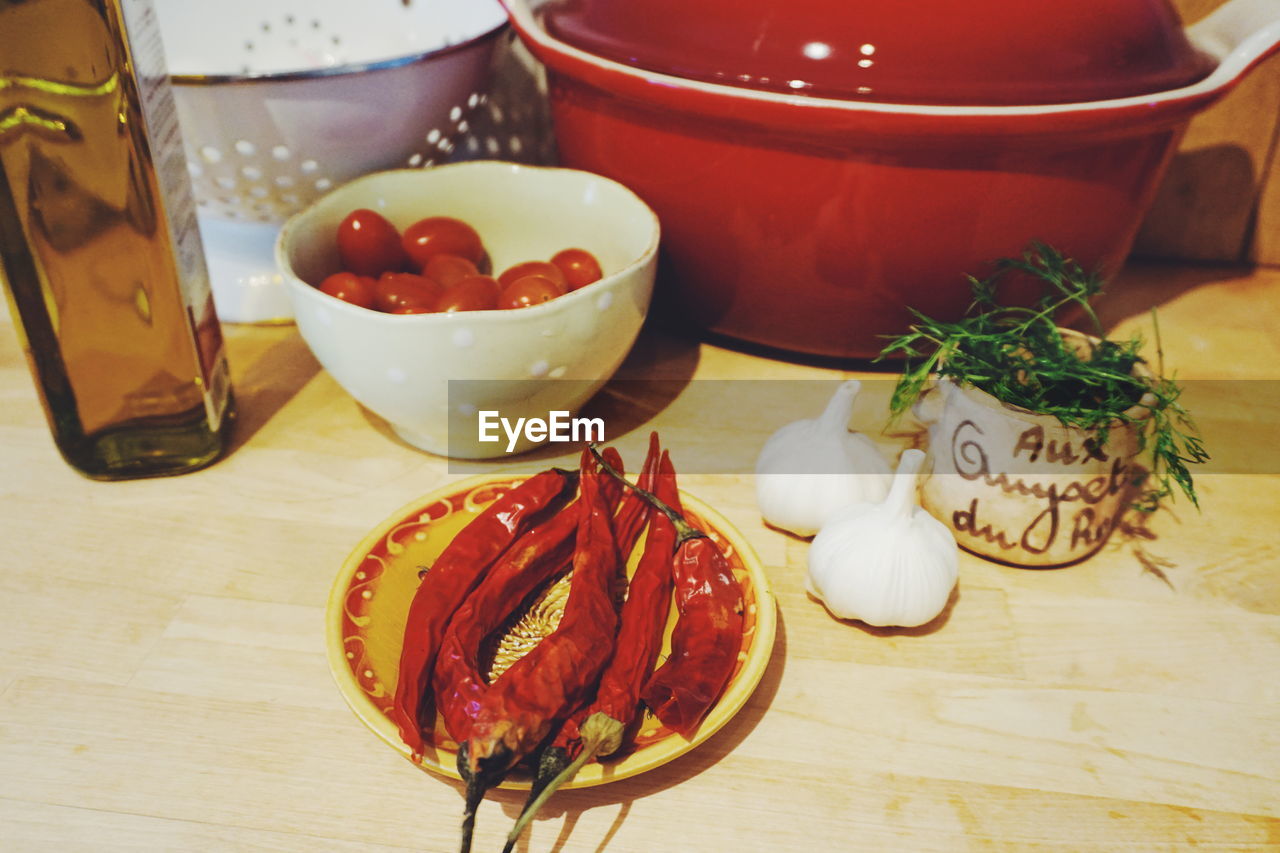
[755,380,892,537]
[806,449,958,627]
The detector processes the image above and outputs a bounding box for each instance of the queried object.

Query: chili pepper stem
[503,744,596,848]
[589,444,704,544]
[456,741,512,853]
[501,748,570,853]
[504,713,625,849]
[459,775,483,853]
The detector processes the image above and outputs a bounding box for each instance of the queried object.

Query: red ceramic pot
[503,0,1280,358]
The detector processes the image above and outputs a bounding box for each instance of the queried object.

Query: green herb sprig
[879,242,1208,510]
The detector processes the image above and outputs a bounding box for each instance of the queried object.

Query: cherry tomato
[374,272,442,314]
[318,272,376,309]
[499,275,562,310]
[422,253,480,287]
[498,260,568,294]
[550,248,603,291]
[337,209,406,277]
[435,275,500,313]
[402,217,485,270]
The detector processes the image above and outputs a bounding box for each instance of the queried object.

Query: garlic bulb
[755,380,892,537]
[807,448,958,627]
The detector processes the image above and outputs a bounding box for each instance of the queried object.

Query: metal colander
[155,0,533,323]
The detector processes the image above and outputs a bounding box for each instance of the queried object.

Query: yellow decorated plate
[325,473,776,790]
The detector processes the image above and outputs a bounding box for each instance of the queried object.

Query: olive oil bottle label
[119,0,230,431]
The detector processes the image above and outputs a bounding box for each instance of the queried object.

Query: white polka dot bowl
[155,0,506,324]
[275,162,660,458]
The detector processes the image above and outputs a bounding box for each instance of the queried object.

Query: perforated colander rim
[170,19,506,87]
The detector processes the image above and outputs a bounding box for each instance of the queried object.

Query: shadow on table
[427,322,704,472]
[533,321,704,461]
[1090,260,1257,333]
[489,608,790,853]
[224,333,321,454]
[699,328,899,374]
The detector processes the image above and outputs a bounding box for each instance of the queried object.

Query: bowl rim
[275,161,662,326]
[170,15,506,86]
[502,0,1280,135]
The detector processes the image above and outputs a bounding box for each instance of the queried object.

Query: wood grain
[0,263,1278,851]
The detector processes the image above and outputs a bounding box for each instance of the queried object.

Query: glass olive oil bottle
[0,0,234,479]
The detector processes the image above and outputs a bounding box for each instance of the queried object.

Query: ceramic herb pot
[914,335,1158,568]
[502,0,1280,358]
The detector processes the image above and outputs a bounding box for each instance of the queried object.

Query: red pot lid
[540,0,1215,105]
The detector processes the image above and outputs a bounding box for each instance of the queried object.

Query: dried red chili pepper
[446,449,625,853]
[609,436,659,572]
[433,449,624,744]
[593,444,745,737]
[589,448,679,731]
[474,442,659,853]
[505,443,678,851]
[390,468,576,754]
[522,435,663,772]
[555,437,663,737]
[645,532,744,734]
[442,438,654,751]
[433,508,578,743]
[460,449,622,768]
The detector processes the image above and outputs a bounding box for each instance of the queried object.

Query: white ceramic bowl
[276,163,659,458]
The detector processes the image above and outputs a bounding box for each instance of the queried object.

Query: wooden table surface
[1,263,1277,852]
